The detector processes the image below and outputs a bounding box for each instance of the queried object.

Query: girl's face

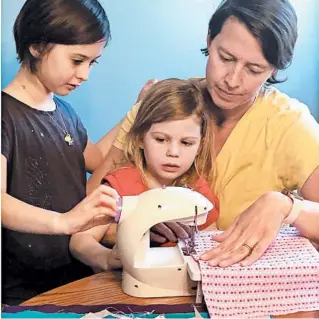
[33,41,106,95]
[206,17,275,111]
[142,114,202,187]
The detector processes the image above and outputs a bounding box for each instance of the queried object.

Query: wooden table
[22,271,318,318]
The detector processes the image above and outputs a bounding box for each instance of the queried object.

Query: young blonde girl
[70,79,219,271]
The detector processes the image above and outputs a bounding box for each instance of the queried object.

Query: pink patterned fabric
[194,228,319,318]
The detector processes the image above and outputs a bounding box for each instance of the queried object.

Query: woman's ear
[206,34,211,48]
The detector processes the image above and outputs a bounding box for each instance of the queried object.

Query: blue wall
[2,0,318,142]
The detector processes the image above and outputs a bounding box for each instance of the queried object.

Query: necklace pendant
[64,134,74,146]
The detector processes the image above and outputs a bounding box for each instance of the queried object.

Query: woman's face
[206,17,275,111]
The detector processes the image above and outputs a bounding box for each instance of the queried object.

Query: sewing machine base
[116,187,212,305]
[121,244,203,303]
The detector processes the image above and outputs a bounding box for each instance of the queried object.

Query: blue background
[2,0,318,142]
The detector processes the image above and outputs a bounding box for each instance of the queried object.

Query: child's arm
[70,225,112,272]
[1,155,118,235]
[100,223,117,247]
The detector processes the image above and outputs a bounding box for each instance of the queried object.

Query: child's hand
[150,222,191,243]
[61,185,120,234]
[108,245,122,270]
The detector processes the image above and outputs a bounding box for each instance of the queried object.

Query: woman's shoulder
[259,87,319,142]
[260,87,311,118]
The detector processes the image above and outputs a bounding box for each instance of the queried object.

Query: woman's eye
[220,55,233,62]
[248,68,262,75]
[155,138,165,143]
[182,141,193,146]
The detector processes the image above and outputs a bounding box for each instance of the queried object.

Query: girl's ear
[29,43,51,59]
[29,44,41,58]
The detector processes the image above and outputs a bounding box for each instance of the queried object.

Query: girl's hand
[107,245,122,270]
[200,191,293,267]
[61,185,120,234]
[150,222,191,243]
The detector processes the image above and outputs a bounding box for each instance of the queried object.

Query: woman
[88,0,319,266]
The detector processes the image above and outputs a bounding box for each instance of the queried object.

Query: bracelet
[282,189,304,225]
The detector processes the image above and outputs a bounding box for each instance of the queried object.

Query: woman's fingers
[136,79,159,102]
[240,236,275,266]
[215,238,257,267]
[200,222,242,263]
[211,217,238,242]
[217,244,252,268]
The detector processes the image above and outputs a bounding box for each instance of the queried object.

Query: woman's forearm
[292,200,319,244]
[1,192,66,234]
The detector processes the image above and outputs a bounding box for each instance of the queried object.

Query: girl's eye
[72,59,83,65]
[90,59,99,66]
[155,137,165,143]
[182,141,193,146]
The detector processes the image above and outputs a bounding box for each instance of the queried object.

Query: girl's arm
[87,146,125,194]
[2,155,118,235]
[84,120,123,174]
[70,225,112,272]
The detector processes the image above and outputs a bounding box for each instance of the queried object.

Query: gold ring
[242,243,253,253]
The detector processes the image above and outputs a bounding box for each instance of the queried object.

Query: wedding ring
[242,243,253,254]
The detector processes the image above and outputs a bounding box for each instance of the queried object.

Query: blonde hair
[122,78,213,187]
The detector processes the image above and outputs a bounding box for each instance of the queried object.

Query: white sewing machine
[116,187,213,301]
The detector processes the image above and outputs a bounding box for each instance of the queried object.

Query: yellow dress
[113,86,319,230]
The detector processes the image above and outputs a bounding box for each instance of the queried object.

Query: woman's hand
[61,185,120,234]
[200,191,293,267]
[136,79,158,103]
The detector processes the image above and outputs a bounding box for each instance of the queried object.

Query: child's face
[34,41,106,95]
[142,114,202,187]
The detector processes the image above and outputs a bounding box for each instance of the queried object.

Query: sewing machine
[116,186,213,301]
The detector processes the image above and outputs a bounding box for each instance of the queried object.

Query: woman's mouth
[214,86,242,101]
